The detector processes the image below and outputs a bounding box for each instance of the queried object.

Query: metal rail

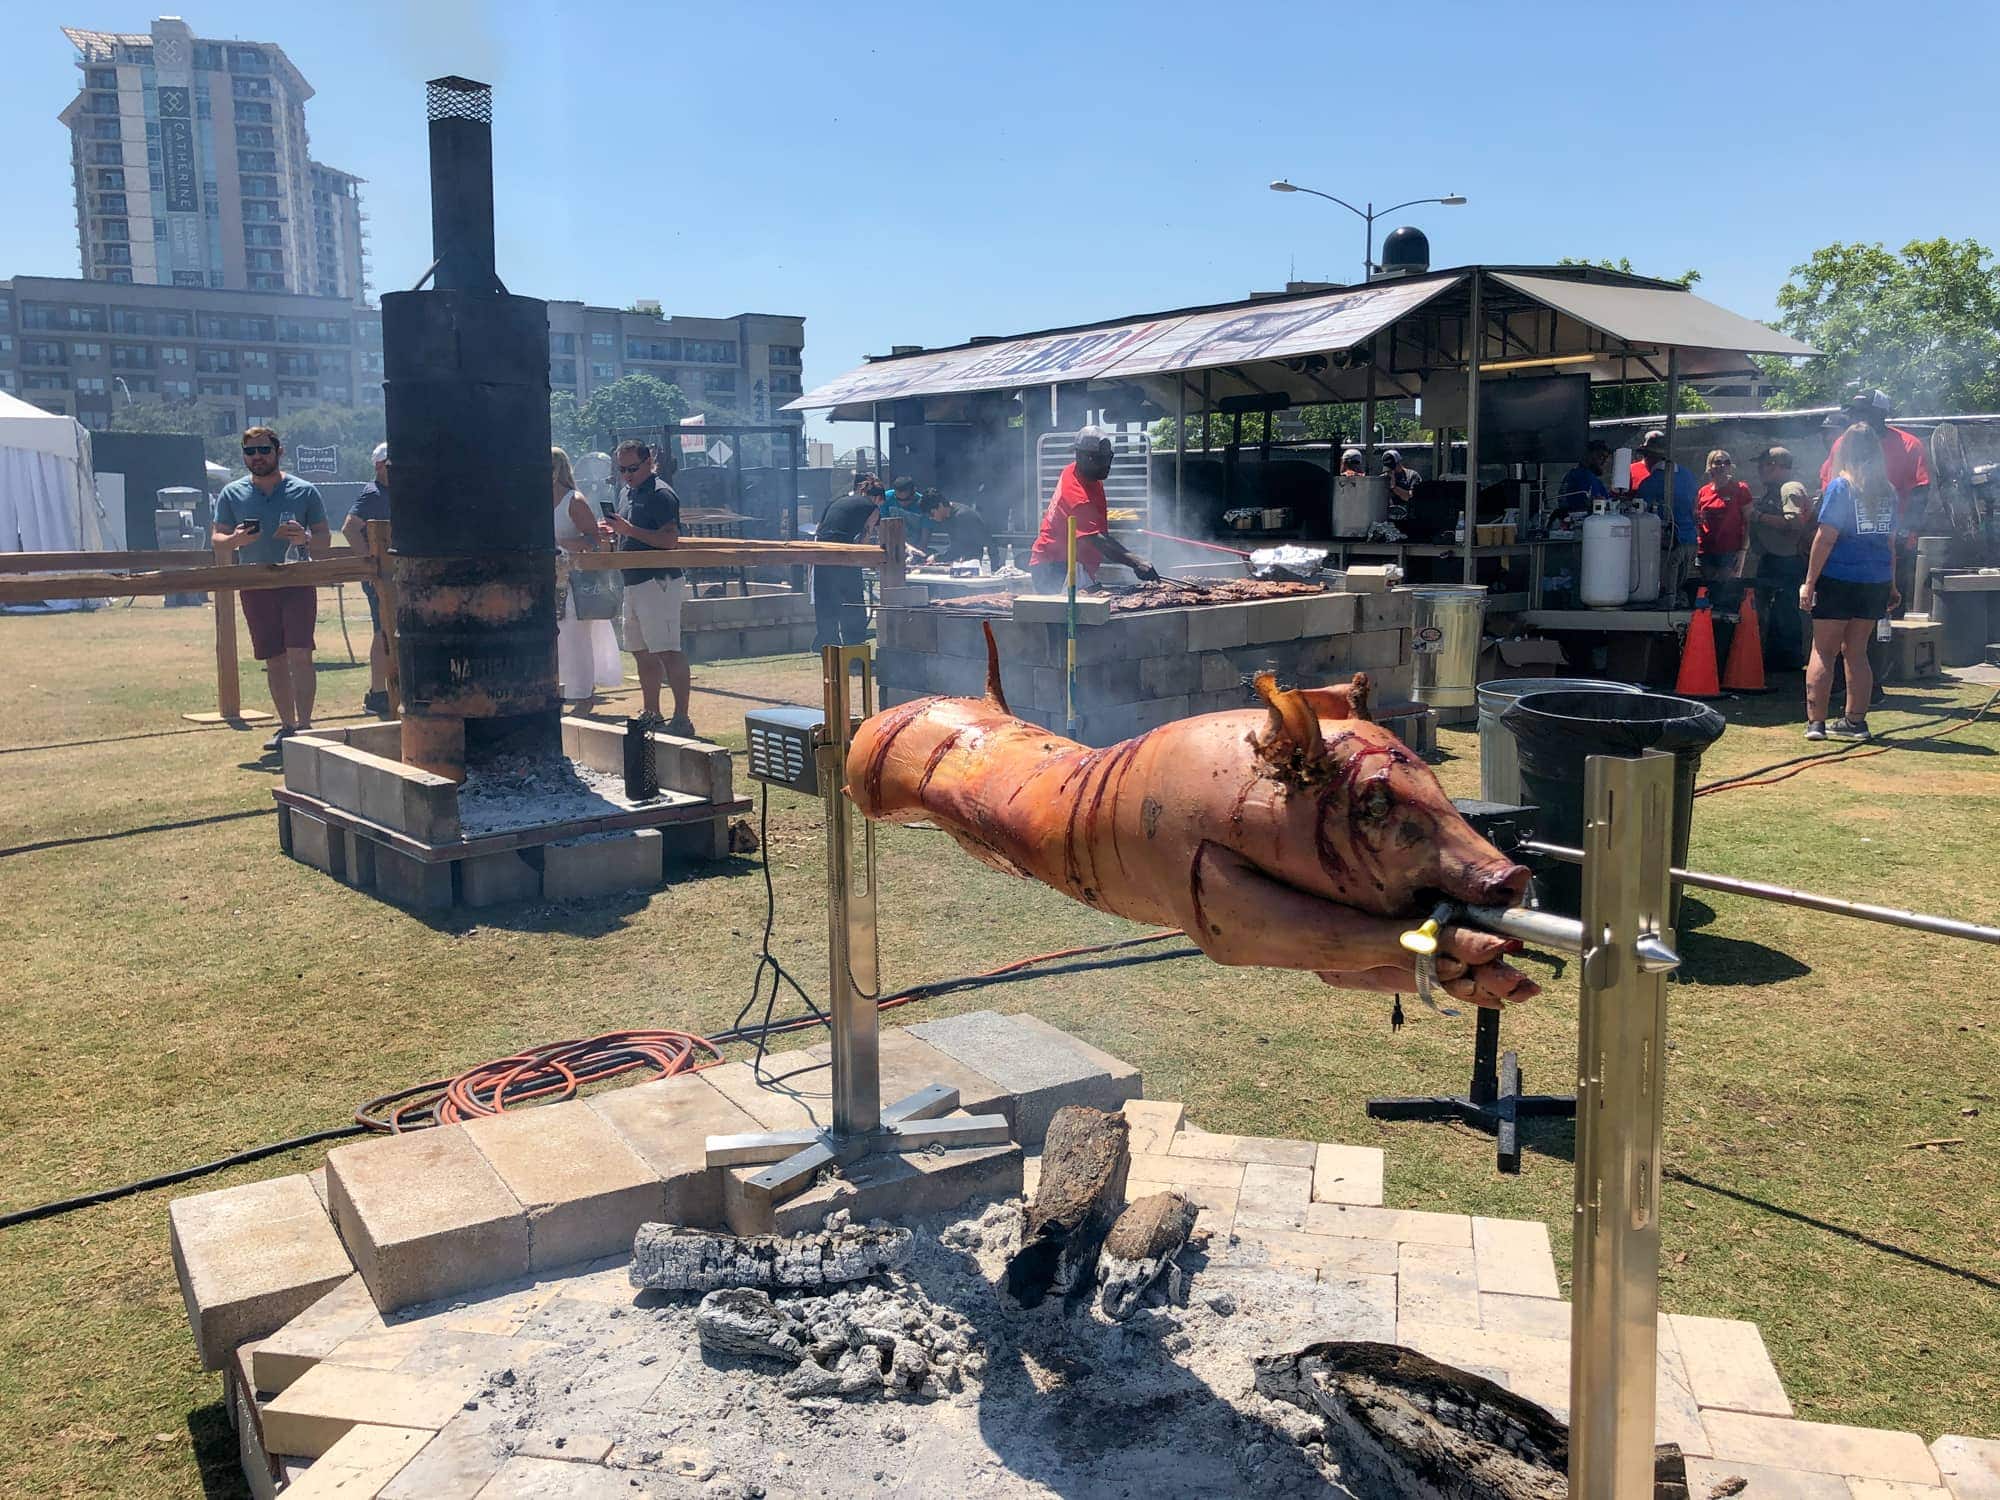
[1521,840,2000,948]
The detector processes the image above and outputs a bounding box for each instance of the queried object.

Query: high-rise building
[58,17,367,302]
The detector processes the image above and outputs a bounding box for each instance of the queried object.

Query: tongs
[1153,574,1217,596]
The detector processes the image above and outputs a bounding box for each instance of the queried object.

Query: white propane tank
[1628,507,1664,602]
[1581,502,1634,607]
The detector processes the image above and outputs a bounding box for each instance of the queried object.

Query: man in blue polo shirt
[1633,432,1699,605]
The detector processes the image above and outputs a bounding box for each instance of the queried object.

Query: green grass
[0,595,1995,1496]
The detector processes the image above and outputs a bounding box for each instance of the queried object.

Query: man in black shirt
[919,492,995,567]
[603,439,694,735]
[813,474,881,649]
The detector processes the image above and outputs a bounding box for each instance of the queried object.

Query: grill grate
[425,75,492,123]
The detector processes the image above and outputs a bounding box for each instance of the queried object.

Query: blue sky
[8,0,1998,439]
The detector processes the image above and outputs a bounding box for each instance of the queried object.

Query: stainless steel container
[1399,584,1489,712]
[1476,676,1643,804]
[1332,474,1388,537]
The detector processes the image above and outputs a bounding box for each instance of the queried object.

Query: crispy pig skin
[846,626,1536,1006]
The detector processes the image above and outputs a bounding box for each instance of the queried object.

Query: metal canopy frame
[703,645,1012,1214]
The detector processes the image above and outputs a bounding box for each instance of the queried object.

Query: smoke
[394,0,505,86]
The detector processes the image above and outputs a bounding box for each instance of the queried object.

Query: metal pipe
[1462,275,1481,584]
[823,645,879,1138]
[1461,904,1678,973]
[1521,841,2000,947]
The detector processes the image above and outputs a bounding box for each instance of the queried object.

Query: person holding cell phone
[211,426,332,751]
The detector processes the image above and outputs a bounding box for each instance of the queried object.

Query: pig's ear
[1292,672,1374,723]
[981,621,1010,714]
[1348,672,1373,722]
[1251,673,1326,775]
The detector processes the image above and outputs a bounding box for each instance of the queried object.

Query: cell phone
[238,519,261,535]
[598,502,616,519]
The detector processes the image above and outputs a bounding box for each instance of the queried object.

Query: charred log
[1098,1190,1198,1320]
[630,1218,911,1292]
[1006,1105,1130,1309]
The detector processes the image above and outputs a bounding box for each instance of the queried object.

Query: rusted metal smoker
[385,76,558,783]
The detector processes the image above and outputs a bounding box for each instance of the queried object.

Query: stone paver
[1683,1457,1849,1498]
[260,1363,477,1458]
[1669,1312,1794,1417]
[755,1140,1022,1237]
[1126,1153,1248,1193]
[1397,1241,1481,1329]
[585,1072,763,1230]
[376,1414,508,1500]
[461,1101,665,1272]
[1310,1142,1384,1205]
[1471,1215,1561,1299]
[1303,1201,1473,1246]
[475,1454,681,1497]
[1120,1098,1185,1155]
[794,1027,1015,1129]
[1477,1292,1571,1340]
[1216,1225,1397,1280]
[325,1125,529,1313]
[278,1422,431,1498]
[1700,1412,1942,1487]
[1233,1162,1313,1231]
[695,1058,827,1133]
[168,1172,354,1370]
[1009,1012,1142,1101]
[1933,1435,2000,1499]
[1845,1482,1954,1499]
[909,1010,1136,1146]
[1167,1127,1317,1169]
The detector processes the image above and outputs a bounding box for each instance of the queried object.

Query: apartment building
[0,275,381,434]
[59,17,367,301]
[546,301,806,430]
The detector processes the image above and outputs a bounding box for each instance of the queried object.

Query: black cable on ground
[1696,684,1999,795]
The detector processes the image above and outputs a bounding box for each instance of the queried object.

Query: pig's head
[1252,673,1531,919]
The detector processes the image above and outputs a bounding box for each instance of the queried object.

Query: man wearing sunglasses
[601,439,694,737]
[211,426,331,750]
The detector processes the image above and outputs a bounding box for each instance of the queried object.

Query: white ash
[631,1215,911,1293]
[694,1280,984,1400]
[393,1194,1394,1498]
[453,753,665,836]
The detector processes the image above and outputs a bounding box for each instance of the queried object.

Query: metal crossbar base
[705,1084,1011,1214]
[1365,1008,1574,1174]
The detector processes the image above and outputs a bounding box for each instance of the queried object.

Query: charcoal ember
[630,1218,912,1292]
[1097,1190,1198,1320]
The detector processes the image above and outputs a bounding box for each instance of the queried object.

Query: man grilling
[1027,427,1158,591]
[916,491,994,568]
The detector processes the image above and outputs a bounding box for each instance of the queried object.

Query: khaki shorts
[623,574,685,654]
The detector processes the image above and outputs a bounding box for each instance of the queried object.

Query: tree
[1760,237,2000,414]
[565,372,690,452]
[109,398,385,478]
[549,390,587,456]
[1151,402,1430,452]
[1555,258,1710,418]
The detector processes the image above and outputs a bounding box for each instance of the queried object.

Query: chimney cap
[425,76,491,123]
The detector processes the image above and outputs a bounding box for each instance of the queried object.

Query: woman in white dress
[552,445,622,709]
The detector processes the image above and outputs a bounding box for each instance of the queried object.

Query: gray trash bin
[1476,677,1643,805]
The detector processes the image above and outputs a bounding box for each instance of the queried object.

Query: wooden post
[366,520,401,716]
[182,540,271,726]
[877,516,906,591]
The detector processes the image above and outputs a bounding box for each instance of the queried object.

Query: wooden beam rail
[0,548,217,574]
[0,554,376,606]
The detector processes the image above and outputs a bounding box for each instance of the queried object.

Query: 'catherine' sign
[157,87,200,216]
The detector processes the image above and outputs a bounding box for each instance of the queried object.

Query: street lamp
[1269,180,1467,281]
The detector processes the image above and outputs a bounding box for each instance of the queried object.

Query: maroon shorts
[240,585,318,660]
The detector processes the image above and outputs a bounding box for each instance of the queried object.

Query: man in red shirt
[1695,449,1755,581]
[1028,428,1159,591]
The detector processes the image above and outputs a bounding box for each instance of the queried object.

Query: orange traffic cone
[1722,586,1767,692]
[1676,587,1721,698]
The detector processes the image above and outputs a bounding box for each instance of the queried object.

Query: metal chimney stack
[383,77,557,783]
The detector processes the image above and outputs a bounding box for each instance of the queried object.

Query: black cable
[726,783,830,1089]
[1697,685,1999,794]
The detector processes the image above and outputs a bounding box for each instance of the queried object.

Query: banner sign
[295,445,338,475]
[157,87,200,215]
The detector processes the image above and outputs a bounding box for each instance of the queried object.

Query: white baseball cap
[371,442,389,464]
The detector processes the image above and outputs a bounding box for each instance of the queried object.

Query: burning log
[1253,1341,1692,1499]
[629,1217,912,1293]
[1006,1105,1129,1308]
[1097,1190,1198,1319]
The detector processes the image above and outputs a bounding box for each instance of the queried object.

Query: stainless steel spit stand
[705,645,1012,1215]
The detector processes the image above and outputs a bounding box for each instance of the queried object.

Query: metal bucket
[1399,584,1490,711]
[1476,677,1643,804]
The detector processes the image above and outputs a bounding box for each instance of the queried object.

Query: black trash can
[1500,690,1727,927]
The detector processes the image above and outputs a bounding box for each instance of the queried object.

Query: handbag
[569,563,624,621]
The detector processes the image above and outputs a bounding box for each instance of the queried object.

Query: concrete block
[753,1141,1024,1237]
[986,618,1053,667]
[339,830,376,890]
[1114,609,1191,658]
[1131,695,1191,733]
[1300,634,1356,680]
[1215,1225,1398,1280]
[373,846,454,911]
[542,829,662,900]
[325,1126,528,1313]
[697,1058,825,1132]
[878,585,930,608]
[280,734,323,797]
[927,652,989,698]
[1186,601,1252,651]
[1932,1435,2000,1498]
[1139,652,1200,698]
[459,849,541,908]
[1342,566,1394,594]
[344,722,403,757]
[795,1027,1015,1128]
[275,804,293,856]
[316,744,363,813]
[461,1101,665,1272]
[1234,1162,1314,1232]
[1191,688,1247,716]
[1349,627,1408,671]
[1075,703,1142,746]
[935,612,990,659]
[655,815,730,865]
[1477,1292,1572,1340]
[288,808,343,879]
[1668,1312,1793,1417]
[253,1274,385,1394]
[1311,1142,1385,1206]
[1698,1412,1940,1487]
[1362,591,1413,630]
[1120,1098,1184,1155]
[1679,1460,1846,1498]
[1014,593,1110,627]
[894,608,939,655]
[260,1364,476,1459]
[1245,597,1310,644]
[1470,1215,1560,1299]
[1126,1153,1247,1192]
[230,1344,281,1500]
[872,648,924,691]
[1302,1201,1473,1246]
[1074,657,1142,705]
[169,1173,353,1371]
[277,1422,431,1498]
[651,735,732,804]
[326,745,459,843]
[909,1010,1138,1146]
[586,1072,763,1230]
[559,717,623,775]
[1301,590,1359,638]
[376,1414,509,1500]
[1198,651,1241,693]
[741,625,800,657]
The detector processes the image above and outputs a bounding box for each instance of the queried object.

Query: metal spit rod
[1521,840,2000,948]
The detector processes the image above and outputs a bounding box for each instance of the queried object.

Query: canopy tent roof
[789,265,1815,421]
[0,389,93,463]
[0,389,102,560]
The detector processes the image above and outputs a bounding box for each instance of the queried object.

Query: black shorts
[1811,576,1890,622]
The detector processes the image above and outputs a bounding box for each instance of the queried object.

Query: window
[248,273,285,291]
[160,345,189,365]
[198,315,233,340]
[246,250,284,271]
[110,308,149,335]
[767,345,802,367]
[769,373,803,395]
[321,385,348,401]
[551,359,576,385]
[278,380,314,398]
[0,336,10,354]
[153,219,168,241]
[245,382,274,400]
[209,410,239,437]
[98,245,133,266]
[197,351,237,373]
[242,200,279,222]
[277,353,318,377]
[244,226,283,247]
[26,374,69,391]
[358,351,383,374]
[240,175,278,198]
[90,144,123,165]
[549,332,575,355]
[22,341,66,366]
[194,43,223,70]
[161,378,192,398]
[626,338,679,362]
[590,331,614,350]
[227,47,270,73]
[91,118,121,140]
[87,67,117,89]
[242,350,271,369]
[590,361,615,381]
[107,269,133,284]
[160,313,191,336]
[20,307,59,330]
[231,76,270,98]
[235,126,274,149]
[78,410,111,430]
[95,169,126,190]
[197,378,239,397]
[703,372,737,396]
[86,91,119,114]
[76,377,108,395]
[67,307,107,331]
[243,318,274,341]
[682,338,737,364]
[111,345,152,369]
[99,219,131,242]
[237,150,277,173]
[235,101,272,123]
[97,193,129,214]
[0,371,12,390]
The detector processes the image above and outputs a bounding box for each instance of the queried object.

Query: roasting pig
[846,625,1536,1005]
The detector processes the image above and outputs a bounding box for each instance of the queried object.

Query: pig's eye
[1361,783,1391,820]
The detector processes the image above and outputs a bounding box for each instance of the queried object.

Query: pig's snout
[1448,857,1531,909]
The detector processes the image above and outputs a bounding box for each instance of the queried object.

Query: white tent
[0,391,104,554]
[0,392,105,610]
